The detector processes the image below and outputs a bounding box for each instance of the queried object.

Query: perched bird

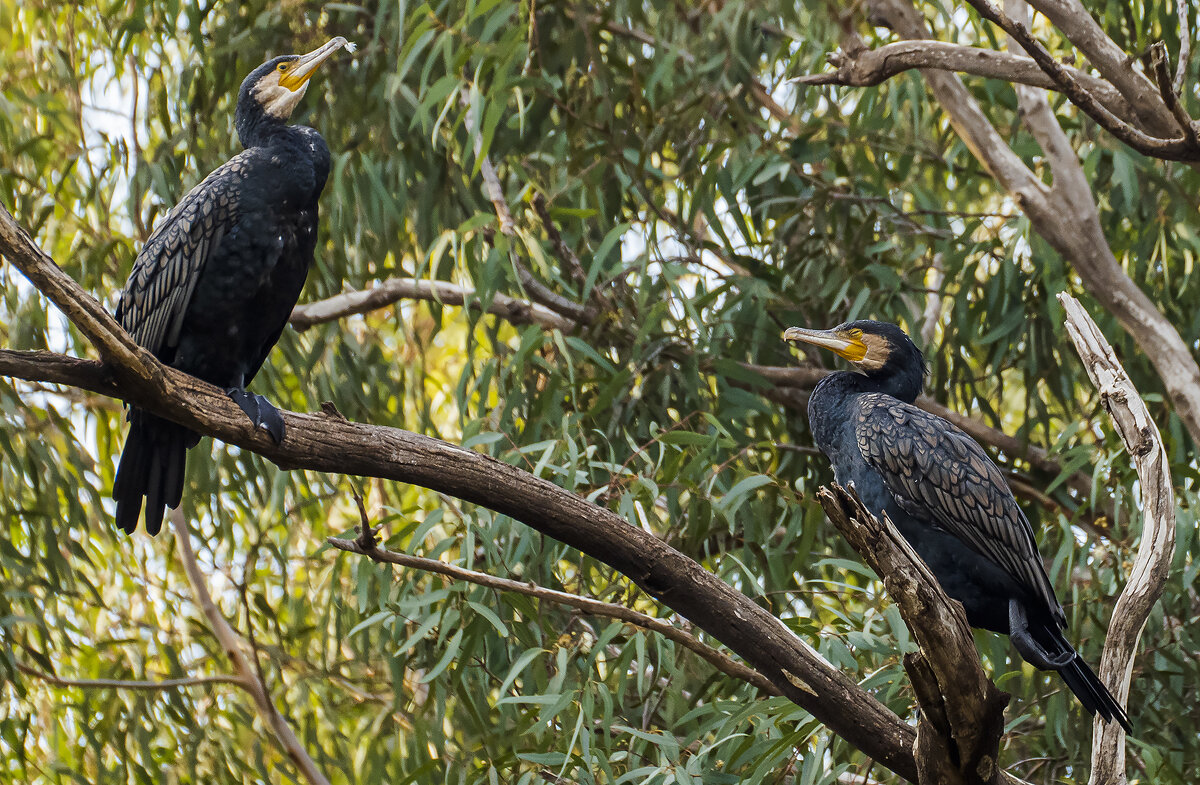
[784,320,1130,731]
[113,37,352,535]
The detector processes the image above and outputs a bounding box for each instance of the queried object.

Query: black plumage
[784,319,1130,732]
[113,37,350,535]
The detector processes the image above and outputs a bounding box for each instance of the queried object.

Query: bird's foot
[1009,599,1075,670]
[226,388,287,443]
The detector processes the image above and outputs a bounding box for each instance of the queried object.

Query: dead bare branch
[794,40,1131,118]
[289,277,576,331]
[819,484,1012,785]
[1057,294,1173,784]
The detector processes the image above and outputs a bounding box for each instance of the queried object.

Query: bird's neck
[236,112,301,150]
[816,368,922,402]
[808,370,922,453]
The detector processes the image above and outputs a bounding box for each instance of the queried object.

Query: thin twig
[461,87,592,323]
[16,662,243,691]
[172,509,332,785]
[289,277,576,331]
[531,192,586,286]
[328,506,780,697]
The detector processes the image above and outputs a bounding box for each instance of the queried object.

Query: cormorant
[112,37,352,535]
[784,320,1130,731]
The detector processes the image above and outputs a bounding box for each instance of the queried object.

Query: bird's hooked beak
[782,326,867,363]
[279,36,353,92]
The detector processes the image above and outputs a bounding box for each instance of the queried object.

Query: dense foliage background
[2,0,1197,782]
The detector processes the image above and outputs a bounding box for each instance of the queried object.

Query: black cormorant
[113,37,352,535]
[784,320,1130,731]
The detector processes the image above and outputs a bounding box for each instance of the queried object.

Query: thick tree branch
[819,484,1012,785]
[289,277,576,331]
[1057,294,1173,785]
[0,206,151,380]
[327,531,781,697]
[795,40,1132,119]
[0,209,922,779]
[172,510,331,785]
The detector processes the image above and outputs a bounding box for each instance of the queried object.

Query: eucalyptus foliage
[2,1,1197,783]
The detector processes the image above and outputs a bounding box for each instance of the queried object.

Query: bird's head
[236,37,353,140]
[783,320,926,398]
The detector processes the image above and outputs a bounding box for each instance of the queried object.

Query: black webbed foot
[1009,599,1075,670]
[226,388,287,443]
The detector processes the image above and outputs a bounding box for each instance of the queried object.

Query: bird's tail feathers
[1057,651,1132,733]
[113,410,196,535]
[1015,606,1132,734]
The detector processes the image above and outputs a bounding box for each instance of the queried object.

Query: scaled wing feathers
[853,394,1065,625]
[115,154,250,357]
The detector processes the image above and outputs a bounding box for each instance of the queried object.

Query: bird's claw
[226,388,287,443]
[1009,599,1076,670]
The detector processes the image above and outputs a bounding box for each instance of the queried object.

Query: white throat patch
[254,71,309,120]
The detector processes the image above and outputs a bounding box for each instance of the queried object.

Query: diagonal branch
[819,484,1011,785]
[327,533,780,696]
[1001,0,1095,213]
[0,206,922,779]
[16,662,243,691]
[172,509,332,785]
[0,206,151,380]
[1024,0,1181,139]
[0,341,920,782]
[1057,294,1173,785]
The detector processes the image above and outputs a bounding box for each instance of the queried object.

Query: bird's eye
[277,63,288,72]
[849,329,863,338]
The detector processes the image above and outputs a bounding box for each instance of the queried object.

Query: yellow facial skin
[254,37,351,119]
[782,326,891,371]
